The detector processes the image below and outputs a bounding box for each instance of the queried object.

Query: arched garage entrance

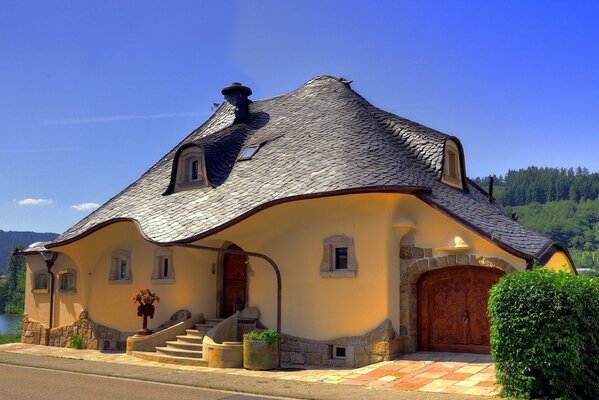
[417,266,504,353]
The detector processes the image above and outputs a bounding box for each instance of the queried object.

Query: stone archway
[398,238,517,353]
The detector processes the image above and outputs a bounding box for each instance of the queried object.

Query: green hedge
[488,268,599,399]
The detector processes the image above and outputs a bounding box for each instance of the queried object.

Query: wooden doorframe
[417,265,504,353]
[216,242,248,318]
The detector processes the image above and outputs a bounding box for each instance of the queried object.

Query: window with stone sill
[58,269,76,293]
[109,250,132,283]
[320,235,358,277]
[151,248,174,284]
[32,271,49,293]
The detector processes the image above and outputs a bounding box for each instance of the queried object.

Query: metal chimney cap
[221,82,252,96]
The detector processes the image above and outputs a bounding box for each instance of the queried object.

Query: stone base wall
[21,314,49,345]
[22,311,129,351]
[281,319,399,368]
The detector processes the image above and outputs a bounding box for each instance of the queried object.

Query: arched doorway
[417,266,504,353]
[221,244,248,318]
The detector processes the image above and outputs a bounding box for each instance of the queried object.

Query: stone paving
[0,343,499,397]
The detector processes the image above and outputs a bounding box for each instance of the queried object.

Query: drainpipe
[38,251,58,333]
[172,243,282,333]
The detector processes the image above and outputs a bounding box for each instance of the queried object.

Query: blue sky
[1,1,598,233]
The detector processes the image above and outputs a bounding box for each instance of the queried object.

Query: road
[0,364,293,400]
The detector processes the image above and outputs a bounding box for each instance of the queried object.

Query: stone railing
[126,312,203,354]
[203,313,242,368]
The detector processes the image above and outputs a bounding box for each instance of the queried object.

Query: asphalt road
[0,364,292,400]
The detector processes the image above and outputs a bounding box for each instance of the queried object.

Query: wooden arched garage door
[418,266,504,353]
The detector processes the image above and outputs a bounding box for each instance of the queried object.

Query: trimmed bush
[243,329,280,344]
[488,268,599,399]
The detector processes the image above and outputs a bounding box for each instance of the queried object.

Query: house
[22,76,575,367]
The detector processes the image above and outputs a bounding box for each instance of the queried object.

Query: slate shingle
[49,76,554,260]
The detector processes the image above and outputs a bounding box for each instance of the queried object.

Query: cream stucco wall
[25,192,534,338]
[29,222,219,332]
[206,193,528,340]
[544,251,575,273]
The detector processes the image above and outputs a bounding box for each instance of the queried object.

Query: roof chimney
[221,82,252,122]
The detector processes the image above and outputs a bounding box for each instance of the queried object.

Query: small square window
[34,273,48,290]
[334,247,348,270]
[320,235,357,277]
[239,145,259,161]
[334,346,346,359]
[58,269,76,292]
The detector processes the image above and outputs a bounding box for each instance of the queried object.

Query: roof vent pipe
[221,82,252,123]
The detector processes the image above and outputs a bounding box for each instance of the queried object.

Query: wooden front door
[222,244,247,317]
[418,266,504,353]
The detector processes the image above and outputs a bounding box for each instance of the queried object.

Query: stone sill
[151,278,175,285]
[32,289,49,294]
[320,271,357,278]
[109,279,132,284]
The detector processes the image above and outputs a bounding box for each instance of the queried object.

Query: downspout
[39,251,58,332]
[171,243,282,333]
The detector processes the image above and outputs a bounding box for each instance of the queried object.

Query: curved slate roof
[49,76,556,260]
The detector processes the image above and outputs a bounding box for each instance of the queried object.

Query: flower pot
[243,340,280,370]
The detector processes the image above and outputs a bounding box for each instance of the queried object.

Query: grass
[0,331,21,344]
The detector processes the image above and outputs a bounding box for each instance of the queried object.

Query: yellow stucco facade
[25,192,552,341]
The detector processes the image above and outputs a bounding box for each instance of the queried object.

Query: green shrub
[243,329,280,344]
[0,332,21,344]
[70,335,84,349]
[488,268,599,399]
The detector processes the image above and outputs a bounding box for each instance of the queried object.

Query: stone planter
[243,340,280,370]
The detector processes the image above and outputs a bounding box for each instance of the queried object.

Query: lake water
[0,313,21,334]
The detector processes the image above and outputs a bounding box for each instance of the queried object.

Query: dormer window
[442,139,464,189]
[176,146,207,190]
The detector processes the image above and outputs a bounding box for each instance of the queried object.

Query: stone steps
[164,340,203,351]
[155,318,224,360]
[155,346,204,358]
[132,351,209,367]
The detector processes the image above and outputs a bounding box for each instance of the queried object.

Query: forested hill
[472,167,599,207]
[473,167,599,269]
[0,230,58,272]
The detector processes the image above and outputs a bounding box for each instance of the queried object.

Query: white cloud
[42,111,209,126]
[17,198,53,206]
[71,202,100,211]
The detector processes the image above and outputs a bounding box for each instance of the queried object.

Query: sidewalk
[0,343,498,399]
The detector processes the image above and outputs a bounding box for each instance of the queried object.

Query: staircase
[154,318,224,359]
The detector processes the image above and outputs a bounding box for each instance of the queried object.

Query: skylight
[239,145,259,161]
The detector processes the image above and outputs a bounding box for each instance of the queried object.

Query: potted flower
[243,329,280,370]
[131,288,160,335]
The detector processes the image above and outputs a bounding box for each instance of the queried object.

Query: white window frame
[152,248,175,284]
[110,250,132,283]
[320,235,358,278]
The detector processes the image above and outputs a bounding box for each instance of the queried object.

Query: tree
[0,246,26,314]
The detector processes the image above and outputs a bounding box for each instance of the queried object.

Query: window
[238,145,259,161]
[334,346,347,359]
[320,235,358,277]
[58,269,76,293]
[110,250,131,283]
[33,272,49,293]
[442,139,463,189]
[334,247,348,270]
[152,248,174,283]
[175,146,207,190]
